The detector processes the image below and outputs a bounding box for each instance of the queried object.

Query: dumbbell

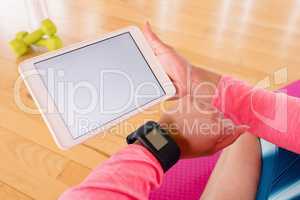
[9,31,30,57]
[9,19,57,57]
[35,35,62,51]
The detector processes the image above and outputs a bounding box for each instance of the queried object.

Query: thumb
[214,125,248,152]
[143,22,169,53]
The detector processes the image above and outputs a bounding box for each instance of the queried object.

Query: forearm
[59,144,163,200]
[190,67,300,153]
[191,66,221,86]
[212,76,300,153]
[190,66,221,103]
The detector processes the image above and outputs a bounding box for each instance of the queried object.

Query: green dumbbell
[24,19,57,44]
[9,31,29,57]
[9,19,57,56]
[34,35,63,51]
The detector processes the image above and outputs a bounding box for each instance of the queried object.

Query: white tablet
[19,26,176,149]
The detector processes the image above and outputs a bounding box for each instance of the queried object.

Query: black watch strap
[126,121,180,172]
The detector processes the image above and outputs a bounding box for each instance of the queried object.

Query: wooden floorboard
[0,181,33,200]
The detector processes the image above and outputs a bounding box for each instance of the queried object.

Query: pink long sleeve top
[212,76,300,154]
[59,144,163,200]
[59,76,300,200]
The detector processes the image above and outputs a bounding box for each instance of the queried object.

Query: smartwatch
[126,121,181,172]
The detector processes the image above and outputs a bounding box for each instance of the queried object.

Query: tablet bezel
[19,26,176,149]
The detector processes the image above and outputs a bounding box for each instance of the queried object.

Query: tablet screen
[34,32,165,139]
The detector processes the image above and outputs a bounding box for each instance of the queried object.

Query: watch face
[145,128,168,150]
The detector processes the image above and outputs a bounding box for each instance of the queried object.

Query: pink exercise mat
[150,80,300,200]
[149,153,220,200]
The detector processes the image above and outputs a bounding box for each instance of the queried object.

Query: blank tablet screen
[34,32,165,139]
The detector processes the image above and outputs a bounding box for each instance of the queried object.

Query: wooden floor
[1,0,300,199]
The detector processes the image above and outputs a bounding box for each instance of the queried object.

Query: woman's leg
[201,133,261,200]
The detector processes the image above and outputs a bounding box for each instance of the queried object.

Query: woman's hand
[144,23,244,158]
[160,96,248,159]
[143,23,220,102]
[143,23,192,98]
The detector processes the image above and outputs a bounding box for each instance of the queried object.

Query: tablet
[19,26,176,149]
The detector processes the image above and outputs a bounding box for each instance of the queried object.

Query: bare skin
[201,133,261,200]
[144,24,262,199]
[144,23,248,158]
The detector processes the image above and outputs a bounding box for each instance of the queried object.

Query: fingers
[143,22,170,54]
[214,125,248,152]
